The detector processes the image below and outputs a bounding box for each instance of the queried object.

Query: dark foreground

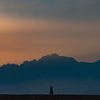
[0,95,100,100]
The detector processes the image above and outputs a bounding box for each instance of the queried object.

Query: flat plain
[0,95,100,100]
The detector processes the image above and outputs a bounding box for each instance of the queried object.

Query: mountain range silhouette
[0,53,100,84]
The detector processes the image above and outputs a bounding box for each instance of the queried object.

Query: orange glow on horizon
[0,16,100,66]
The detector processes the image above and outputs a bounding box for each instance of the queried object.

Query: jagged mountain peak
[39,53,60,61]
[50,53,60,57]
[38,53,78,64]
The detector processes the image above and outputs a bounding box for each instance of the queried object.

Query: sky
[0,0,100,66]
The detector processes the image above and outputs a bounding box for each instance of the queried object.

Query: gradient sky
[0,0,100,66]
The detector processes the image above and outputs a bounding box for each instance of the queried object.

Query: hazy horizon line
[1,53,99,67]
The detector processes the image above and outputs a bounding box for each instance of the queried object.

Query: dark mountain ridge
[0,53,100,84]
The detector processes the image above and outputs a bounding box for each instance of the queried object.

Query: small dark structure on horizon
[50,86,53,95]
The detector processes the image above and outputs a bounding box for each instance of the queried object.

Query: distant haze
[0,0,100,66]
[0,54,100,94]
